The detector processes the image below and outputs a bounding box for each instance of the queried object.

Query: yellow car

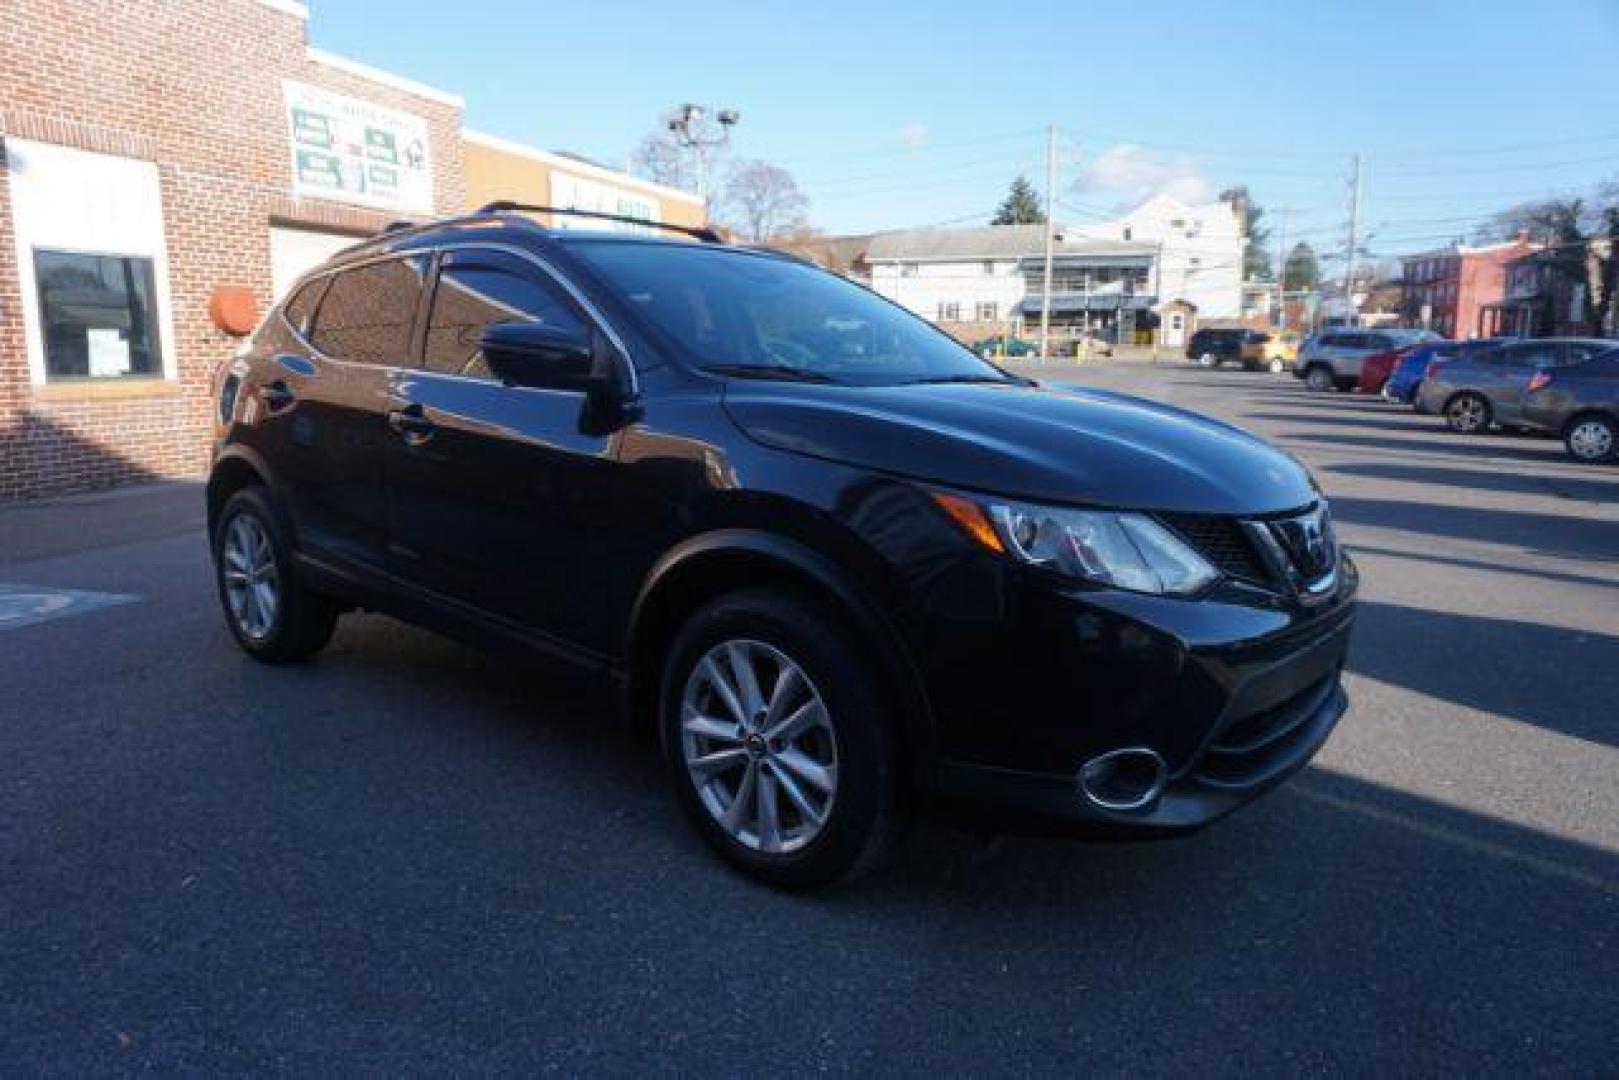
[1240,331,1299,372]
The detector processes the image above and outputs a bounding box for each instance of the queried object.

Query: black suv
[208,206,1357,889]
[1186,327,1253,368]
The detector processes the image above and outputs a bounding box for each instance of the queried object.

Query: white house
[1110,194,1245,320]
[858,194,1245,341]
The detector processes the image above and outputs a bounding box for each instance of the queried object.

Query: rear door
[1490,341,1562,423]
[274,254,428,577]
[382,246,625,651]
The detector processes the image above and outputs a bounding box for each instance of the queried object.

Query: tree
[1220,185,1272,281]
[992,176,1045,225]
[630,131,693,191]
[716,160,810,243]
[1282,242,1320,292]
[1474,198,1589,246]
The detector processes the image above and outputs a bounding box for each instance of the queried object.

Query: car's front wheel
[1445,392,1492,434]
[659,589,897,890]
[1565,413,1617,463]
[213,487,338,663]
[1198,352,1219,367]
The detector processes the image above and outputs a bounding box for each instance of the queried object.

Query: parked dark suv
[207,206,1357,889]
[1185,327,1249,367]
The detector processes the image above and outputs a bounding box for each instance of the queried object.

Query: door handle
[387,405,437,444]
[260,380,295,411]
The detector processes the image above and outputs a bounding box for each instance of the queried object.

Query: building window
[937,302,961,322]
[976,302,998,321]
[1170,219,1185,229]
[33,250,163,381]
[6,138,176,386]
[900,263,919,277]
[1122,227,1133,241]
[982,260,995,275]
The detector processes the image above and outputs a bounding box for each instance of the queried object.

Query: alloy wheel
[1568,418,1615,461]
[1305,366,1333,392]
[680,639,839,854]
[221,513,279,641]
[1448,394,1488,433]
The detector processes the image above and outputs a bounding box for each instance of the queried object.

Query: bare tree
[1474,197,1591,245]
[630,131,694,192]
[715,160,810,243]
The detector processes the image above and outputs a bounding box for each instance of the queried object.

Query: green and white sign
[283,80,432,213]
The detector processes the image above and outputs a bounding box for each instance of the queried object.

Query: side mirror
[480,322,597,392]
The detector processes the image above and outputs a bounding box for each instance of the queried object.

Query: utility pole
[1274,207,1290,331]
[1344,153,1362,327]
[1151,238,1164,361]
[1040,124,1056,360]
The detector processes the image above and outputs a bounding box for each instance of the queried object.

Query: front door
[382,247,624,653]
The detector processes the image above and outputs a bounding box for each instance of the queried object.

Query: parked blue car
[1385,338,1515,406]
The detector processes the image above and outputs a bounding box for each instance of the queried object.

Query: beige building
[463,130,704,233]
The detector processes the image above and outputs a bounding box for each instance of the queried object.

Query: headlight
[933,493,1218,596]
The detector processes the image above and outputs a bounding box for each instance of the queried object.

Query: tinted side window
[308,256,428,365]
[1319,333,1350,348]
[424,249,587,380]
[282,277,327,337]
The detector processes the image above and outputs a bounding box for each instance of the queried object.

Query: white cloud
[897,122,928,148]
[1076,143,1215,206]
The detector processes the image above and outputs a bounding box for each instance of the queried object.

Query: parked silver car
[1293,328,1439,392]
[1415,338,1615,433]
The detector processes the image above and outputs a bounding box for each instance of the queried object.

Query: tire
[658,589,898,890]
[1565,413,1618,463]
[1304,365,1334,392]
[1197,352,1220,367]
[1445,392,1492,434]
[213,487,338,663]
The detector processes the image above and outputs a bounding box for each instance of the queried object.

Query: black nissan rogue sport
[208,205,1356,889]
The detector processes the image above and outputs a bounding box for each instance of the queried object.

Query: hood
[722,379,1316,515]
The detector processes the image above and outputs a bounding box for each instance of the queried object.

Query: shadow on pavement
[1330,494,1619,561]
[1347,541,1619,592]
[1329,461,1619,504]
[1346,598,1618,749]
[1285,429,1569,466]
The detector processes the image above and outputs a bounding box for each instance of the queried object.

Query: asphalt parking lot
[2,362,1615,1074]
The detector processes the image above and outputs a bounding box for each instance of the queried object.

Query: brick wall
[0,0,465,500]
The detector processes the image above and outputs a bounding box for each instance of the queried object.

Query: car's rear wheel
[1565,413,1617,463]
[659,589,897,890]
[213,487,338,663]
[1445,392,1492,434]
[1304,365,1334,392]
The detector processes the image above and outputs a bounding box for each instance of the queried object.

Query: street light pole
[667,104,740,211]
[1040,124,1056,361]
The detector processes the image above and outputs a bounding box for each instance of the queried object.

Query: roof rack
[476,201,723,244]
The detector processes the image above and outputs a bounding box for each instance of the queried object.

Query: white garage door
[269,226,363,300]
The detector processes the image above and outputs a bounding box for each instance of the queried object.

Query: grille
[1195,676,1333,789]
[1157,512,1271,584]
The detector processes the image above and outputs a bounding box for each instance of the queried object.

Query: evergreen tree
[1283,242,1321,292]
[993,176,1045,225]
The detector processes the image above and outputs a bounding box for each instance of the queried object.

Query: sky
[306,0,1619,262]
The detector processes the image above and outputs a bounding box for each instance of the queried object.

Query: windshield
[565,241,1014,386]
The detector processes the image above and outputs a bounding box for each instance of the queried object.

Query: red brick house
[0,0,467,500]
[1399,237,1535,340]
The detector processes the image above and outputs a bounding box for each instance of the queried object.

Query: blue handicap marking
[0,583,138,631]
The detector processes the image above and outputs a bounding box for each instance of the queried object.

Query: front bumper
[906,553,1358,838]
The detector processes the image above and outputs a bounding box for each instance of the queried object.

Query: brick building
[0,0,467,500]
[1398,237,1534,339]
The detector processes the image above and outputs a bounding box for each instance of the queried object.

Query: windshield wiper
[905,373,1022,386]
[701,363,841,384]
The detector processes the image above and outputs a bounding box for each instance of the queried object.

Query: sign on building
[283,81,433,213]
[549,172,658,233]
